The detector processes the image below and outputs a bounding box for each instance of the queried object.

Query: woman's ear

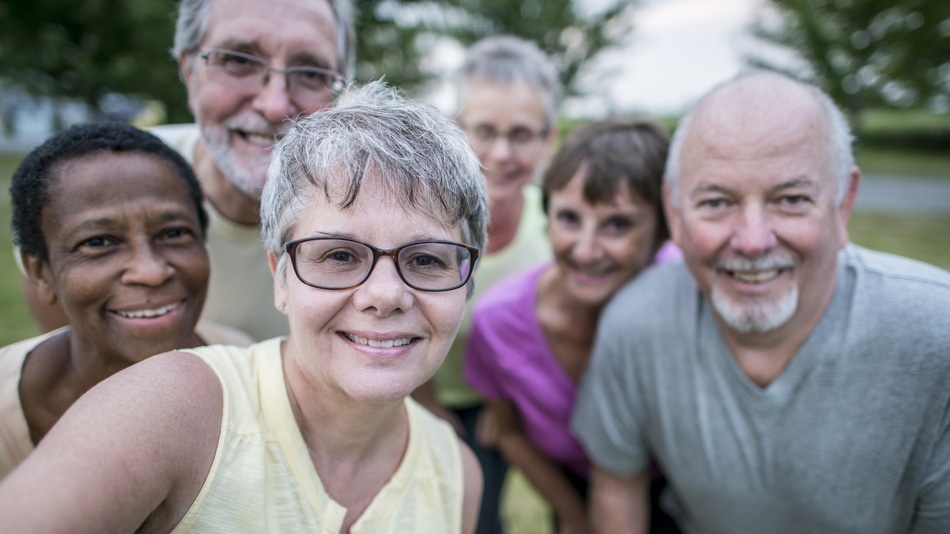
[268,251,288,315]
[21,251,58,306]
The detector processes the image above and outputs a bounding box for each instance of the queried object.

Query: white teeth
[346,333,414,348]
[118,302,180,319]
[732,269,779,283]
[245,133,276,146]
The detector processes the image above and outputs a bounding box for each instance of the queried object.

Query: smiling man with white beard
[572,71,950,534]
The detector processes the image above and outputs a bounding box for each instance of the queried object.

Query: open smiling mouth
[115,301,182,319]
[343,333,417,348]
[239,131,279,147]
[725,268,784,283]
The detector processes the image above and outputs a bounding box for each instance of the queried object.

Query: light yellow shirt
[174,338,465,533]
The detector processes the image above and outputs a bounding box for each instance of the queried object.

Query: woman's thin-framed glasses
[197,49,345,100]
[285,237,480,292]
[460,123,549,155]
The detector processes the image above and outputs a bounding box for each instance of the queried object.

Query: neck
[281,343,406,463]
[536,266,602,382]
[718,272,838,388]
[193,139,261,225]
[486,192,525,254]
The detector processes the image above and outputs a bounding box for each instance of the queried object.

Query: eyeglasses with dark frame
[285,237,480,292]
[197,49,345,102]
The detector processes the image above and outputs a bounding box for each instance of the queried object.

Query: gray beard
[201,128,269,198]
[710,283,798,334]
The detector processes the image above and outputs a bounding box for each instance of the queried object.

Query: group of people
[1,0,948,532]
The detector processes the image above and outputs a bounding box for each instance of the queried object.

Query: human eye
[603,216,633,235]
[290,67,337,91]
[402,243,457,272]
[508,127,537,145]
[76,235,118,254]
[300,240,367,271]
[696,197,729,210]
[158,226,198,245]
[214,50,263,76]
[777,194,811,210]
[469,125,497,143]
[554,209,580,228]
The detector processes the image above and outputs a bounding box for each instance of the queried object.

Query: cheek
[192,82,244,123]
[680,218,726,260]
[172,247,211,287]
[612,234,653,270]
[53,264,110,311]
[547,229,575,258]
[428,293,468,338]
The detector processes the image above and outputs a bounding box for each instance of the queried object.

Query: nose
[121,243,174,286]
[352,256,411,316]
[252,69,296,123]
[730,202,777,256]
[483,135,515,161]
[571,227,603,264]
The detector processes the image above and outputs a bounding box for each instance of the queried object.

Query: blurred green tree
[0,0,189,127]
[747,0,950,131]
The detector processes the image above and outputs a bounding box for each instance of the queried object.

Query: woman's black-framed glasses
[285,237,480,292]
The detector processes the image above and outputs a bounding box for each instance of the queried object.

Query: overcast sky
[566,0,771,116]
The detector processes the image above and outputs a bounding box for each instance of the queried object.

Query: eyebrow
[689,176,819,197]
[209,39,335,70]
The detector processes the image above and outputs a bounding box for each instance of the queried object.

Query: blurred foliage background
[1,0,947,134]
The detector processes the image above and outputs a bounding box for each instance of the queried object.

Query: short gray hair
[666,70,854,206]
[454,35,562,129]
[261,81,489,291]
[171,0,355,79]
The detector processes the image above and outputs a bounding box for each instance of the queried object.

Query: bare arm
[0,351,222,533]
[589,466,651,534]
[489,400,589,533]
[458,438,484,534]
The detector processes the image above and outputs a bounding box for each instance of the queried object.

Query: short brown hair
[541,118,670,247]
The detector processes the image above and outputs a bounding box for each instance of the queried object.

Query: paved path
[857,175,950,214]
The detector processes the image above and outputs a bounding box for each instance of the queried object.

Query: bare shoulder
[458,438,484,534]
[0,350,223,533]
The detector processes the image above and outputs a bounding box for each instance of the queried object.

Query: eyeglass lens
[201,49,342,99]
[290,238,475,291]
[466,124,546,152]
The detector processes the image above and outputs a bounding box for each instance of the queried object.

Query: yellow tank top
[173,338,464,532]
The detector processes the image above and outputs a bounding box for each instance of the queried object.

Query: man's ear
[22,251,58,306]
[178,53,198,114]
[662,181,683,248]
[835,166,861,248]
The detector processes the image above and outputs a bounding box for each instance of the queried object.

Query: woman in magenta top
[464,118,680,533]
